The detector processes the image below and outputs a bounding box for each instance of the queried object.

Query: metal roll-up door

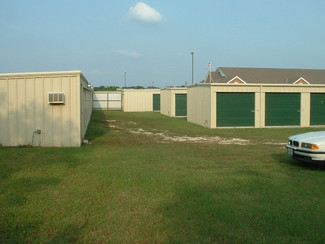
[265,93,300,126]
[217,92,255,127]
[153,94,160,111]
[175,94,187,116]
[310,93,325,125]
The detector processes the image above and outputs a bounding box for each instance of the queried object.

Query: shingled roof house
[188,67,325,128]
[203,67,325,85]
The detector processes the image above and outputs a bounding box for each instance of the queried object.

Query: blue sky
[1,0,325,87]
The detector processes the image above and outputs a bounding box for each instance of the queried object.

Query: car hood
[290,131,325,144]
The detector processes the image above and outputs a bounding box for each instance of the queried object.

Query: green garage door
[265,93,300,126]
[175,94,187,116]
[153,94,160,111]
[311,93,325,125]
[217,92,255,127]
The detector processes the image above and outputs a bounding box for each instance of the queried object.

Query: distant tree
[122,86,145,89]
[93,86,120,91]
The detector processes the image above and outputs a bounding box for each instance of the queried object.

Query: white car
[285,131,325,163]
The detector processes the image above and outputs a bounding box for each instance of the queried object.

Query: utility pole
[190,52,194,84]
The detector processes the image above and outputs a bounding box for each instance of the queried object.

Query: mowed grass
[1,110,325,243]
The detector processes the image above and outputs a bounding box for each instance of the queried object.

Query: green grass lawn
[1,110,325,243]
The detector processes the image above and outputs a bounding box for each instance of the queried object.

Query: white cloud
[113,50,141,58]
[127,2,163,23]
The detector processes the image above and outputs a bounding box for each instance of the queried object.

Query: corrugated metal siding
[310,93,325,125]
[160,89,172,116]
[187,86,212,128]
[0,71,92,147]
[81,75,93,139]
[122,89,160,112]
[175,94,187,116]
[217,92,255,127]
[265,93,300,126]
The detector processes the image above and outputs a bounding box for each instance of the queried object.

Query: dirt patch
[129,128,250,145]
[103,120,285,146]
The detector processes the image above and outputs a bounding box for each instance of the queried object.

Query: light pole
[190,52,194,84]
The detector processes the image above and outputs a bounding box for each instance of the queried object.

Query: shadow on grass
[272,152,325,171]
[84,110,110,142]
[157,169,325,243]
[1,219,86,244]
[48,222,87,244]
[0,176,61,243]
[0,215,43,244]
[157,181,270,243]
[2,176,61,206]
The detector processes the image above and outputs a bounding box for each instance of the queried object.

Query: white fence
[93,91,122,110]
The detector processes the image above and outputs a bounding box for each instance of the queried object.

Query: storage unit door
[153,94,160,111]
[175,94,187,116]
[310,93,325,125]
[217,92,255,127]
[265,93,300,126]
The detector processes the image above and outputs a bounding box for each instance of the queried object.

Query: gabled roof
[204,67,325,85]
[293,77,310,85]
[227,76,246,84]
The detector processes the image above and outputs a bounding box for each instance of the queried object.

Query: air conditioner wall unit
[48,92,65,105]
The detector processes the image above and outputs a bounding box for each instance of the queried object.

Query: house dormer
[293,77,310,85]
[227,76,246,84]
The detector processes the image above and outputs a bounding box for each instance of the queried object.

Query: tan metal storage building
[160,87,187,117]
[0,71,93,147]
[122,89,160,112]
[188,67,325,128]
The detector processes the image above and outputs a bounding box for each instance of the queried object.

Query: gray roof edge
[0,70,83,78]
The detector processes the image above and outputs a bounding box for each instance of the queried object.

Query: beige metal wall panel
[61,76,73,146]
[70,75,81,147]
[160,89,172,116]
[255,91,261,128]
[53,76,62,147]
[0,80,9,144]
[80,75,93,139]
[160,88,187,117]
[122,89,160,112]
[301,93,310,127]
[187,86,212,128]
[0,71,92,147]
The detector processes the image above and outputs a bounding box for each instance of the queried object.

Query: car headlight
[301,142,319,150]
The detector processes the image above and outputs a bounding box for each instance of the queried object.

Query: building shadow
[83,110,110,142]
